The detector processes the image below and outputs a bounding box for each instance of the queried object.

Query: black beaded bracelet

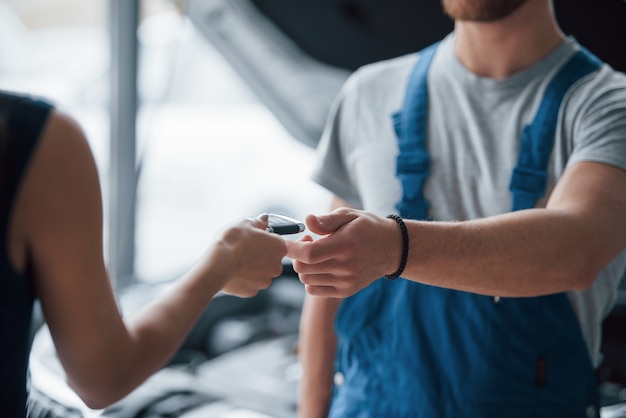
[385,214,409,280]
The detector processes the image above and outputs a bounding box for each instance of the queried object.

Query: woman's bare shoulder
[10,109,103,275]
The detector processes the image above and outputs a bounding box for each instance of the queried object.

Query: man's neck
[453,0,565,79]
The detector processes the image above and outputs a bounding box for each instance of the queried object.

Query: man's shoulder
[566,62,626,113]
[595,64,626,88]
[346,37,452,93]
[346,53,419,92]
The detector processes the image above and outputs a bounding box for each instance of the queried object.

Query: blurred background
[1,0,625,416]
[0,0,332,283]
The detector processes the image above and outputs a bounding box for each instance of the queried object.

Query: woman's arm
[12,111,287,409]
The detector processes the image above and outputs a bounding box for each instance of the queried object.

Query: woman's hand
[214,214,288,297]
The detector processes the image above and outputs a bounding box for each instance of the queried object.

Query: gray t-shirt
[313,34,626,366]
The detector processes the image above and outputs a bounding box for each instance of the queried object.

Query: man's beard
[442,0,530,22]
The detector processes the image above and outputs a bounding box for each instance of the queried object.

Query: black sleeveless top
[0,91,53,417]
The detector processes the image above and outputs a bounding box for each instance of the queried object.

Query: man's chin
[441,0,530,22]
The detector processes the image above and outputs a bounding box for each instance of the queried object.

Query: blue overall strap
[392,42,439,220]
[509,48,602,211]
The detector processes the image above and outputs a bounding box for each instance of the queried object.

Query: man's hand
[286,208,401,297]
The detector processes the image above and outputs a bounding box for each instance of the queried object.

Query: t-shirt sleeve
[566,68,626,172]
[310,53,417,212]
[311,76,364,209]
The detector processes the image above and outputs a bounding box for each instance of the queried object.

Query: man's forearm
[402,208,609,297]
[298,295,340,418]
[288,162,626,298]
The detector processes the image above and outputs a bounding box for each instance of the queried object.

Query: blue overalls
[329,44,603,418]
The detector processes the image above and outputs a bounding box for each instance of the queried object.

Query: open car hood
[178,0,626,148]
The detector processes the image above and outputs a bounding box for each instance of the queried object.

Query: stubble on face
[442,0,530,22]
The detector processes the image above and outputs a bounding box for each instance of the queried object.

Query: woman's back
[0,91,53,416]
